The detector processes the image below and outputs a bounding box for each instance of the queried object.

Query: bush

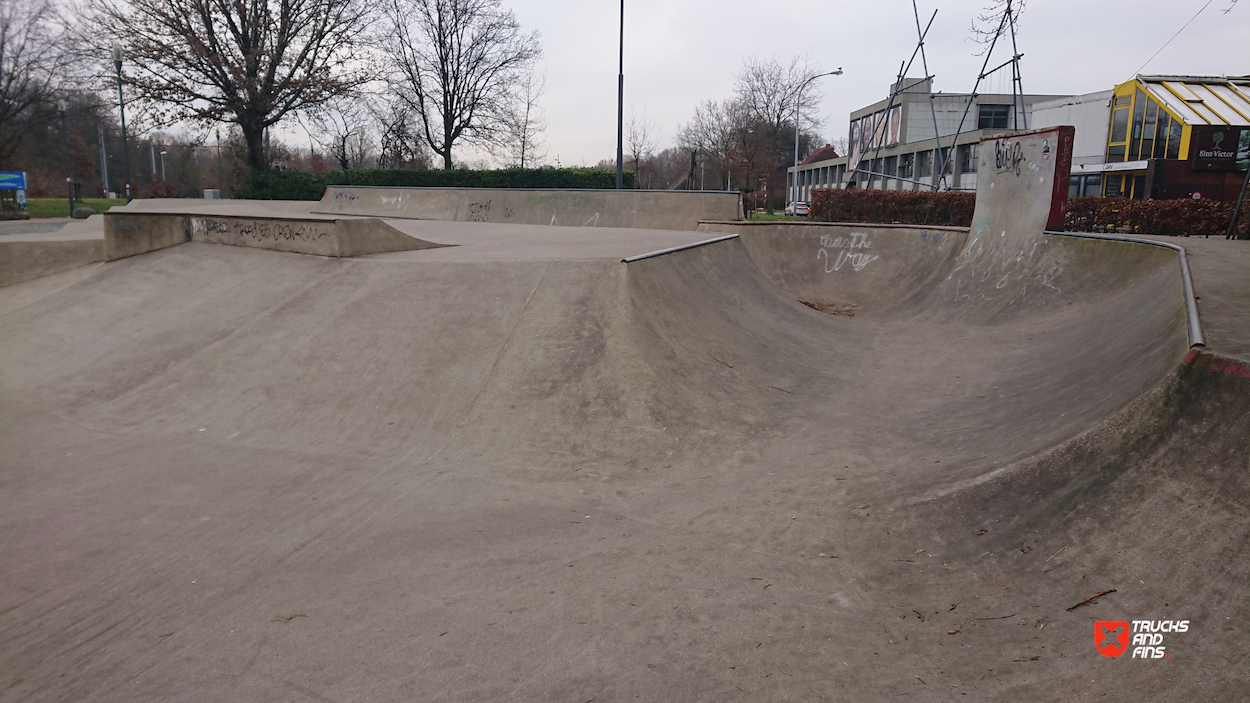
[234,169,328,201]
[1062,196,1246,237]
[324,167,636,190]
[809,188,975,227]
[232,167,638,201]
[809,188,1249,237]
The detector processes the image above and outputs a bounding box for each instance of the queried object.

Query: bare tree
[734,56,824,139]
[498,68,546,168]
[309,96,374,170]
[382,0,541,169]
[625,105,657,187]
[730,56,829,209]
[969,0,1027,54]
[85,0,372,172]
[374,99,430,169]
[678,98,769,193]
[0,0,63,162]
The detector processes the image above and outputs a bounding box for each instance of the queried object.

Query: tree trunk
[242,121,267,172]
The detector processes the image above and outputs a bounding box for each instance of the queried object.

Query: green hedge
[809,188,1249,237]
[326,167,636,190]
[234,167,637,200]
[809,188,976,226]
[235,170,328,201]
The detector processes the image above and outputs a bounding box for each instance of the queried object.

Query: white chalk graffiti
[818,231,879,273]
[379,194,410,209]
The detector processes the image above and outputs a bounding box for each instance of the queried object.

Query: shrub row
[809,188,1248,237]
[1063,196,1247,237]
[325,167,636,190]
[809,188,975,227]
[234,167,637,201]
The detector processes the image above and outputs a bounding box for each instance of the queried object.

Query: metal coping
[1045,230,1205,348]
[622,234,739,263]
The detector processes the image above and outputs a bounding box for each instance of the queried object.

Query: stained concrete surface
[1,141,1248,700]
[1,220,1246,701]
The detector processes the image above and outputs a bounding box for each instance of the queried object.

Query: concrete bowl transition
[0,131,1246,701]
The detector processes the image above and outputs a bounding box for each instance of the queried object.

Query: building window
[1083,174,1102,197]
[884,156,897,177]
[1110,107,1129,143]
[917,151,932,177]
[958,144,978,173]
[940,147,953,174]
[1129,89,1147,152]
[899,153,915,179]
[1104,174,1124,198]
[1153,112,1170,160]
[978,104,1010,129]
[1135,99,1158,161]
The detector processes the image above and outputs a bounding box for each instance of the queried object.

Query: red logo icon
[1095,621,1129,658]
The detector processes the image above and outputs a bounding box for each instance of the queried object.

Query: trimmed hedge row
[1063,196,1246,237]
[808,188,975,227]
[234,167,637,201]
[325,167,636,190]
[809,188,1248,237]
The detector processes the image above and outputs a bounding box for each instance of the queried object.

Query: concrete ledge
[105,211,444,261]
[315,186,744,231]
[0,239,104,287]
[188,214,443,257]
[105,212,188,261]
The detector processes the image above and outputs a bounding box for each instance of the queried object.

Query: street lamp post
[113,45,133,202]
[791,68,842,209]
[159,150,167,196]
[215,129,224,196]
[615,0,624,190]
[58,100,74,215]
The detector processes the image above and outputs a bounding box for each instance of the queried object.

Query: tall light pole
[215,129,224,196]
[58,99,74,215]
[791,68,842,208]
[159,150,167,196]
[615,0,624,190]
[113,45,133,202]
[98,124,109,198]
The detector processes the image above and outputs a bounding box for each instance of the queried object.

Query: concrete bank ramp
[0,129,1244,700]
[103,199,445,260]
[0,218,105,287]
[315,185,743,230]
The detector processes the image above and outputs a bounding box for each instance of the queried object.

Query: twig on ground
[1067,589,1117,611]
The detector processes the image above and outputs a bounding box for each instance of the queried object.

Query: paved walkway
[1140,234,1250,362]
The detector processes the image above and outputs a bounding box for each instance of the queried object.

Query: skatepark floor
[0,217,1247,701]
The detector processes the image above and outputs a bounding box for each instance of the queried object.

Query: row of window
[1107,89,1182,163]
[797,143,986,194]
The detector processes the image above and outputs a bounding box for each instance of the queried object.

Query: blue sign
[0,171,27,190]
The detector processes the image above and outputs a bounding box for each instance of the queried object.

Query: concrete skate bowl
[1,220,1247,701]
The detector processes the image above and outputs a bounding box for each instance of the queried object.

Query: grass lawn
[22,198,124,218]
[745,212,808,222]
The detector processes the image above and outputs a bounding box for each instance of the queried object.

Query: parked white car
[784,201,810,216]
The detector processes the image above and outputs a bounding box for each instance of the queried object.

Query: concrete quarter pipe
[0,130,1246,701]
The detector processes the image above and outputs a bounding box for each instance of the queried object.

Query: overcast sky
[469,0,1248,167]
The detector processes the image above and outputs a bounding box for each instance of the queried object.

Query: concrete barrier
[104,211,442,261]
[0,238,104,287]
[314,186,743,231]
